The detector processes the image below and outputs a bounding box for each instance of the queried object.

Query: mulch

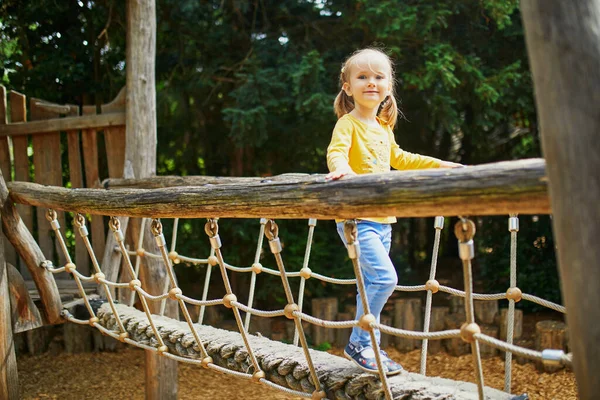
[17,346,577,399]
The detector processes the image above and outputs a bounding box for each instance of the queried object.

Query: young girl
[326,48,460,375]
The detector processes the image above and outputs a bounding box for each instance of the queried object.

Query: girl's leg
[336,221,397,347]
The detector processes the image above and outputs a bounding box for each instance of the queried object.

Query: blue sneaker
[344,342,379,374]
[379,350,403,375]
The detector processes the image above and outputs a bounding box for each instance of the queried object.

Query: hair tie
[341,67,345,74]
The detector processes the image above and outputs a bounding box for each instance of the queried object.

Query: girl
[326,48,460,375]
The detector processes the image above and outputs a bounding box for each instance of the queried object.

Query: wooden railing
[0,85,126,324]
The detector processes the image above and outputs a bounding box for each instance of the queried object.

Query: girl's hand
[439,161,465,168]
[325,168,357,181]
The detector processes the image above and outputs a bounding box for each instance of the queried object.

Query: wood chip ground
[17,346,577,399]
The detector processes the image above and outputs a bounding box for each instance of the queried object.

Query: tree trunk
[521,2,600,398]
[126,0,177,398]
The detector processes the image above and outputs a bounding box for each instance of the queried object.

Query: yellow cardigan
[327,113,441,224]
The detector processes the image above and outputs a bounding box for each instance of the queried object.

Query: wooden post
[496,308,523,341]
[0,235,19,399]
[0,86,17,270]
[426,306,449,354]
[393,298,422,351]
[311,297,337,346]
[473,300,498,325]
[535,320,568,372]
[521,2,600,397]
[126,0,177,398]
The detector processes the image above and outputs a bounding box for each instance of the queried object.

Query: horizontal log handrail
[0,112,125,137]
[7,159,550,219]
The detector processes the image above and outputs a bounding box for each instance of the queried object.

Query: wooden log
[0,236,19,399]
[449,296,465,315]
[334,312,352,348]
[0,86,17,269]
[474,300,498,325]
[443,314,470,356]
[126,0,177,397]
[96,302,516,400]
[64,323,93,354]
[9,90,33,279]
[495,308,523,341]
[521,2,600,397]
[514,338,535,365]
[393,298,422,352]
[0,112,125,137]
[311,297,337,346]
[30,98,67,266]
[7,263,43,333]
[479,324,499,359]
[426,306,449,354]
[0,169,62,324]
[379,314,392,349]
[535,320,567,372]
[8,159,550,219]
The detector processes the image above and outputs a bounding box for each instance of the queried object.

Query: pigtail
[378,94,400,130]
[334,89,355,119]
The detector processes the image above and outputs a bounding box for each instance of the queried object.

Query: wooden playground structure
[0,1,599,399]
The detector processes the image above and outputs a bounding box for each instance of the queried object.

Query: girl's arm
[326,119,357,180]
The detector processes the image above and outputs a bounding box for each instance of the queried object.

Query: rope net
[42,210,569,400]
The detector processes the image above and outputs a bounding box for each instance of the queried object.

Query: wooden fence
[0,85,126,293]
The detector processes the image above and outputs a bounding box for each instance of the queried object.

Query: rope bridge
[1,161,567,400]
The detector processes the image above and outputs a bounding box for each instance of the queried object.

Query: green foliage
[0,0,557,311]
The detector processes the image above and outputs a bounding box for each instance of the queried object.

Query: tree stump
[535,320,567,372]
[474,300,499,325]
[443,313,469,356]
[514,338,535,365]
[248,316,272,338]
[427,306,449,354]
[334,312,352,348]
[449,296,465,314]
[479,324,499,359]
[393,298,422,352]
[64,324,93,353]
[380,314,392,349]
[311,297,337,346]
[496,308,523,340]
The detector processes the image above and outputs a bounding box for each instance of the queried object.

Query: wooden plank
[101,87,126,179]
[65,104,90,275]
[521,2,600,398]
[8,159,550,219]
[0,112,125,137]
[0,237,19,399]
[0,168,63,325]
[9,90,33,280]
[30,98,66,266]
[0,86,17,269]
[82,105,105,260]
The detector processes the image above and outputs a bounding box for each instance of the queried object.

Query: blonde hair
[333,48,400,129]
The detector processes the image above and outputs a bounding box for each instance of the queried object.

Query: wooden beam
[0,112,125,137]
[126,0,177,398]
[0,237,19,399]
[8,159,550,219]
[0,169,63,325]
[521,2,600,398]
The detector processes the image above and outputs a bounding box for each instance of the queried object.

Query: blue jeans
[336,220,398,347]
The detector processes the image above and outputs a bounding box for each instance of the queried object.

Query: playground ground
[17,346,577,400]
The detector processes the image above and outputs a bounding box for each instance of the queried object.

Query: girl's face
[342,52,392,111]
